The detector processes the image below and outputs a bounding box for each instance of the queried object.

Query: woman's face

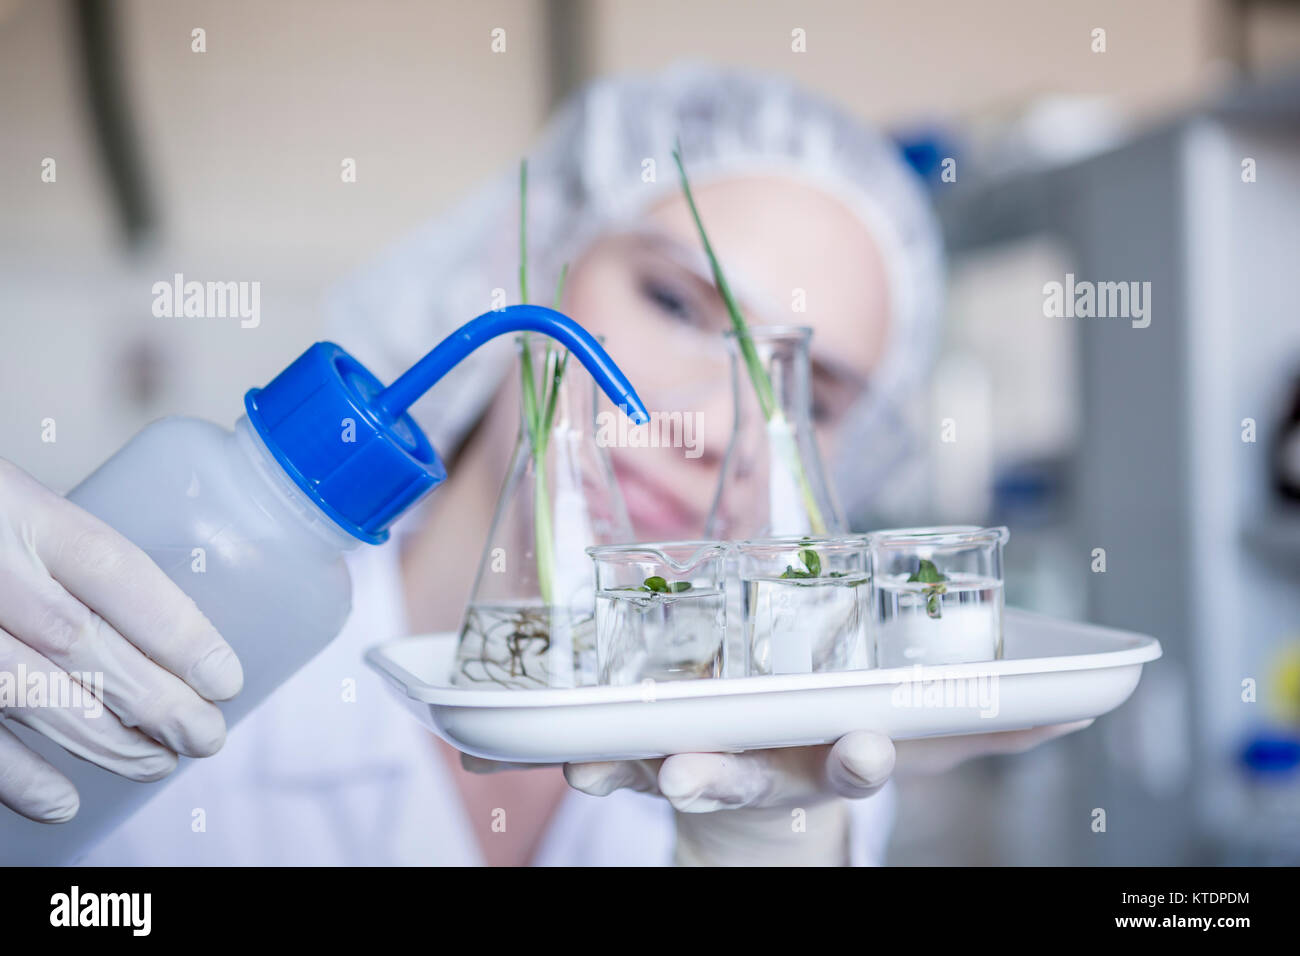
[544,175,890,540]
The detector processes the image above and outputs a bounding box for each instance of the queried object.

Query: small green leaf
[670,581,693,593]
[779,547,823,579]
[908,559,947,584]
[643,575,670,593]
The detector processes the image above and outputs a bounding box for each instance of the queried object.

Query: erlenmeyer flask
[706,326,845,539]
[454,335,632,688]
[706,326,845,677]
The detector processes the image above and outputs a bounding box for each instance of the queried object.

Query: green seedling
[780,545,822,579]
[771,533,870,586]
[516,159,571,606]
[616,576,694,593]
[672,142,827,536]
[908,558,948,619]
[642,576,693,593]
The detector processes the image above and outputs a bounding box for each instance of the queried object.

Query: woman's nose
[694,388,733,467]
[640,372,732,464]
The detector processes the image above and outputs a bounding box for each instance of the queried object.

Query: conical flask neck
[710,326,844,538]
[726,327,814,426]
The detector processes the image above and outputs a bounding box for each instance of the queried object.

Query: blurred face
[484,175,892,540]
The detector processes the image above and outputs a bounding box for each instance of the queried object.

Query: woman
[6,65,1085,866]
[327,63,941,866]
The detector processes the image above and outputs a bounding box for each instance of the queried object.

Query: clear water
[454,602,595,689]
[721,553,747,677]
[874,573,1004,667]
[743,573,872,675]
[595,588,726,685]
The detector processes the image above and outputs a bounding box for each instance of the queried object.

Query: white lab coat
[83,545,894,866]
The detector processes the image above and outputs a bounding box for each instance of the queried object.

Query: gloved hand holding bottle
[0,458,243,823]
[0,305,647,866]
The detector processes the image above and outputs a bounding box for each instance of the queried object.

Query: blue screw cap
[245,342,446,544]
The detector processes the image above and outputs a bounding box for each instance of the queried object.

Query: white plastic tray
[364,608,1161,763]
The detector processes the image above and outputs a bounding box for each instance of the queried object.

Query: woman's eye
[811,373,864,427]
[811,395,833,424]
[639,278,694,323]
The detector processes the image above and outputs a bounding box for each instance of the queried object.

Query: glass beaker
[869,526,1009,667]
[737,536,872,676]
[587,541,728,685]
[454,335,633,689]
[705,327,846,677]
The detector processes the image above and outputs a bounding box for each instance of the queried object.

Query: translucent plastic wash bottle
[1,305,647,864]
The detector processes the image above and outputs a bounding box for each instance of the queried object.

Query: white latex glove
[0,458,243,823]
[464,732,895,865]
[564,732,896,865]
[893,719,1094,774]
[555,720,1095,865]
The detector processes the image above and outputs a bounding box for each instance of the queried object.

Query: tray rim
[365,607,1162,710]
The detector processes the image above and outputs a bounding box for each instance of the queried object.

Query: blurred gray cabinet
[938,74,1300,864]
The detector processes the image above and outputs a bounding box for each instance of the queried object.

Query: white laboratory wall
[0,0,548,491]
[584,0,1225,126]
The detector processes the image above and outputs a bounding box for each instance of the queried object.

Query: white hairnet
[326,62,944,519]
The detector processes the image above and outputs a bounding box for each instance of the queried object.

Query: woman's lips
[613,461,703,540]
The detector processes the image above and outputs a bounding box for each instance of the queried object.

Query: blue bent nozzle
[243,305,648,545]
[374,305,649,426]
